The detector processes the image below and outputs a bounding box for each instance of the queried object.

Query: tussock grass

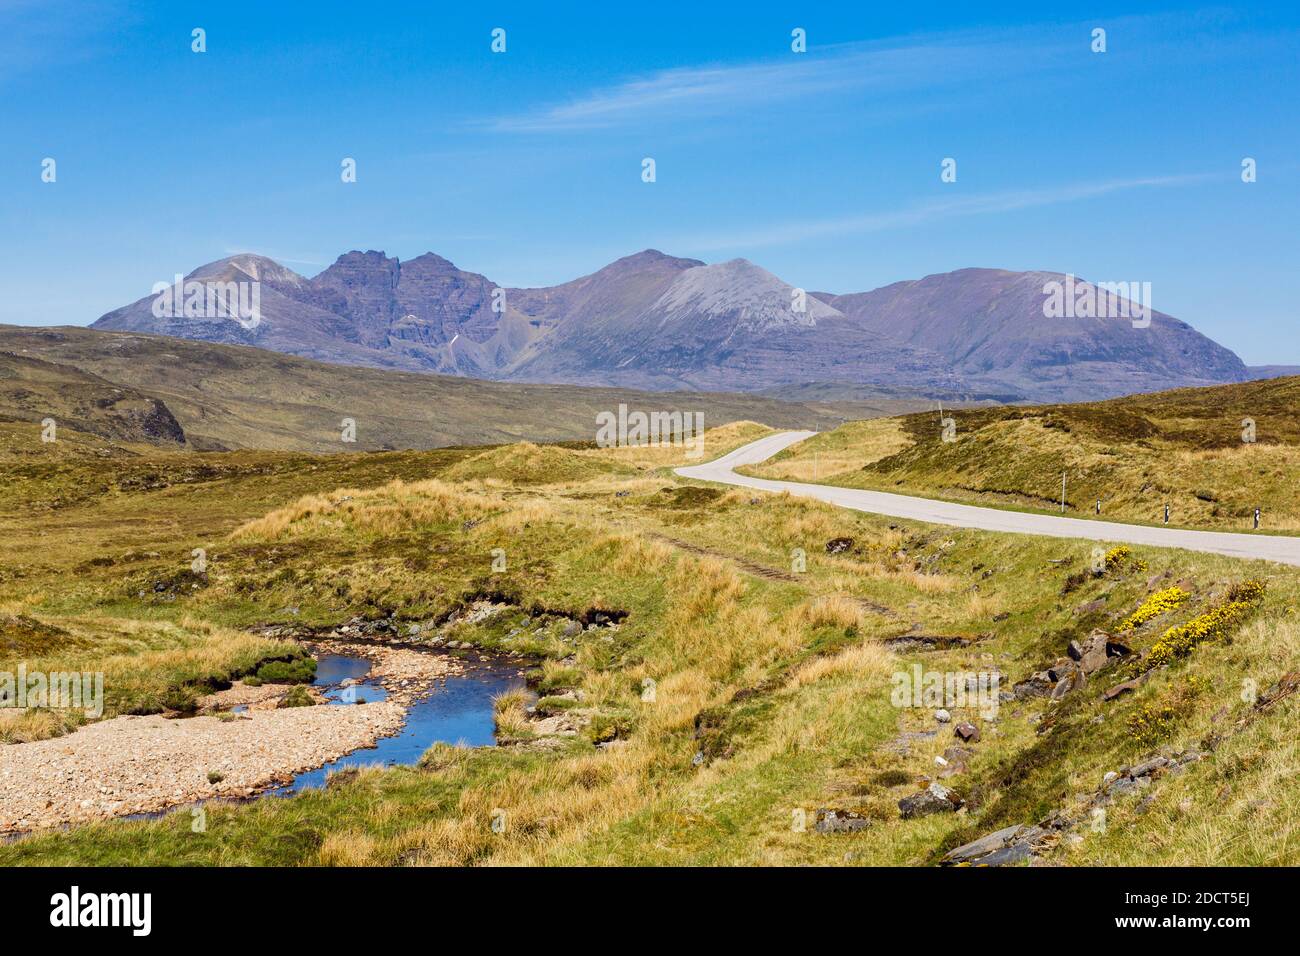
[793,595,867,632]
[963,589,1003,619]
[5,418,1300,868]
[787,641,893,689]
[896,568,960,594]
[232,479,497,541]
[444,442,627,485]
[0,708,79,744]
[2,614,304,735]
[318,830,382,866]
[492,687,532,739]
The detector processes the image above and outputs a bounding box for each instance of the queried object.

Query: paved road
[676,431,1300,568]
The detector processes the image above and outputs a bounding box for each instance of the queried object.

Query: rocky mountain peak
[652,258,839,330]
[92,248,1252,403]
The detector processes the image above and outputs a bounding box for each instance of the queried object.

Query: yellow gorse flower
[1104,545,1132,569]
[1118,586,1189,631]
[1145,580,1266,669]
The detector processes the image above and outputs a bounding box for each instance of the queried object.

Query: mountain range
[92,250,1252,403]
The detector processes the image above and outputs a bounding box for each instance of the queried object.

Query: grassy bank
[2,421,1299,865]
[741,376,1300,531]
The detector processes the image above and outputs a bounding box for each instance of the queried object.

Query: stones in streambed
[825,537,854,555]
[475,604,520,626]
[898,782,962,819]
[0,703,410,833]
[198,680,294,714]
[501,709,590,742]
[304,639,466,706]
[954,722,980,743]
[498,692,596,749]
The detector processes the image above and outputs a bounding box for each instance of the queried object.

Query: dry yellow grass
[0,709,74,744]
[582,421,772,470]
[2,613,301,738]
[963,590,1003,619]
[787,640,893,689]
[793,595,867,631]
[894,568,960,594]
[492,687,532,739]
[389,725,656,867]
[318,830,382,866]
[606,533,675,575]
[741,418,912,482]
[443,442,622,485]
[232,479,497,541]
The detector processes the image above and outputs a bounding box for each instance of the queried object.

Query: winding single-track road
[675,431,1300,568]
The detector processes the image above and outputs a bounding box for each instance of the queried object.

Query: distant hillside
[0,350,184,446]
[92,250,1251,403]
[1248,365,1300,380]
[817,268,1247,402]
[743,374,1300,531]
[0,325,920,454]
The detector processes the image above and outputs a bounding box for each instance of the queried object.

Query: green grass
[742,375,1300,532]
[2,417,1299,866]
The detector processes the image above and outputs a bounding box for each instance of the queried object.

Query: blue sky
[1,1,1297,364]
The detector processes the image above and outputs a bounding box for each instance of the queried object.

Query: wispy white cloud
[679,173,1219,252]
[488,12,1286,134]
[489,20,1122,133]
